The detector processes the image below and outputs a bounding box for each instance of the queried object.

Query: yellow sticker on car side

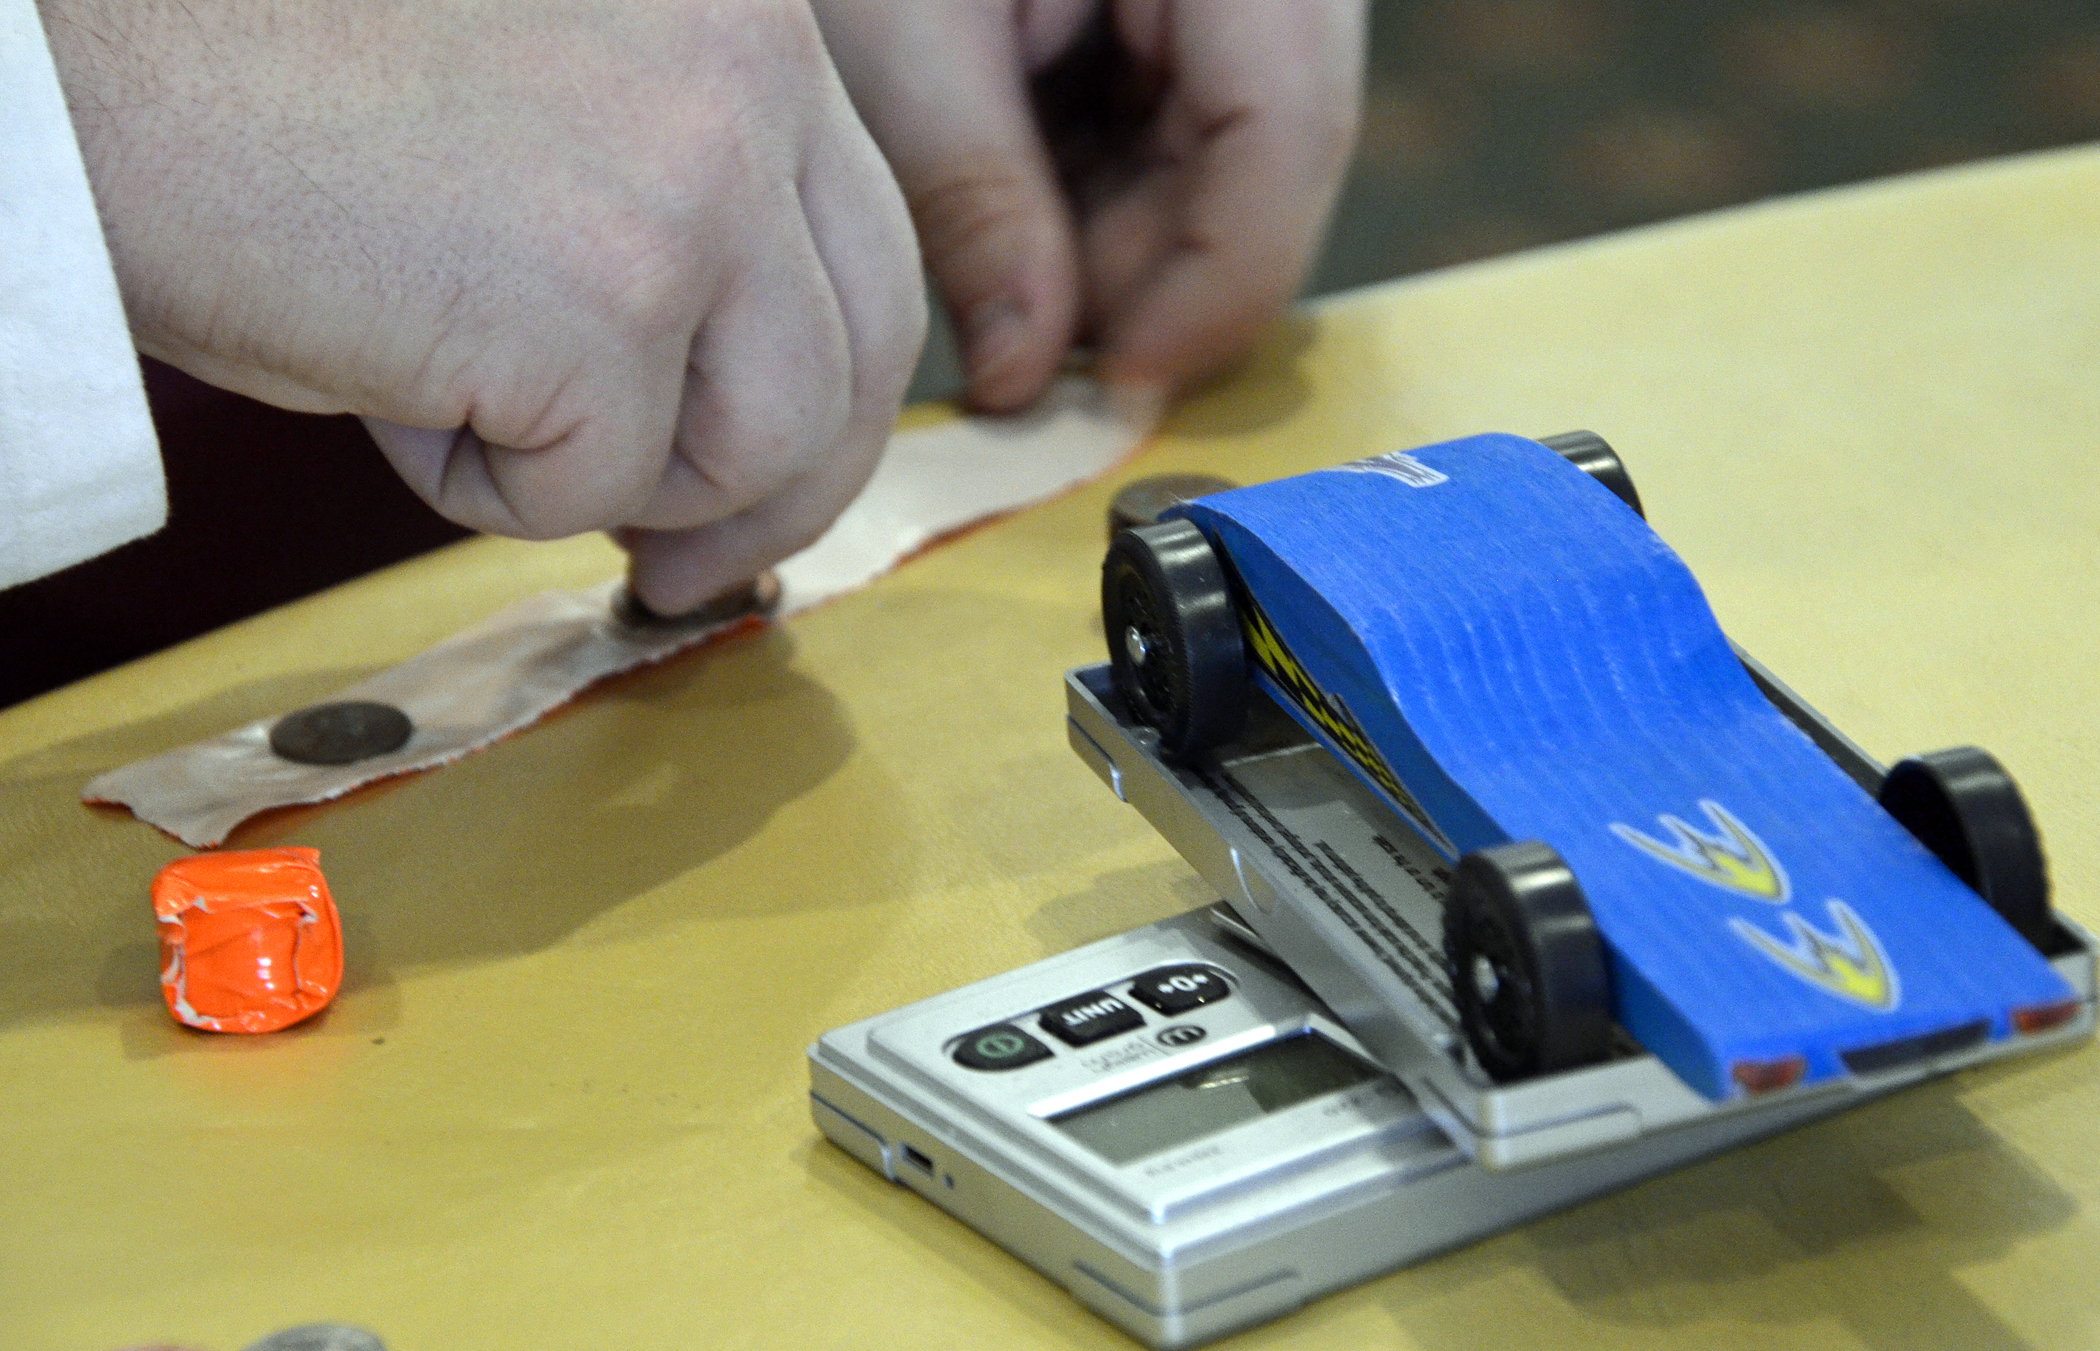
[1237,591,1456,855]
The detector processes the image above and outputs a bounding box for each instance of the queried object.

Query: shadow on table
[0,627,860,1038]
[1021,860,1219,954]
[1369,1059,2078,1351]
[796,1133,1121,1347]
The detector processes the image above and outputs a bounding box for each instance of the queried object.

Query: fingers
[374,51,924,612]
[792,59,927,483]
[364,204,865,553]
[815,2,1083,412]
[617,453,873,615]
[635,199,857,533]
[1088,0,1366,394]
[621,71,927,616]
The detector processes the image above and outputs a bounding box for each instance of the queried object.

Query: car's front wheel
[1102,521,1248,758]
[1444,840,1614,1082]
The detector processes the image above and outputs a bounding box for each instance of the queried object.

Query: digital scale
[807,665,2095,1348]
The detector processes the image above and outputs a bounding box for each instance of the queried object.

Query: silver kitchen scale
[807,664,2094,1348]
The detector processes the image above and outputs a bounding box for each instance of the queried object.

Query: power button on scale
[953,1023,1054,1071]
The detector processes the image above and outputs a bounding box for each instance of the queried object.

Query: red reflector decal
[1730,1056,1808,1095]
[2012,999,2082,1035]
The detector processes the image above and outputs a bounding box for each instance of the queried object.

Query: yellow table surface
[6,144,2100,1351]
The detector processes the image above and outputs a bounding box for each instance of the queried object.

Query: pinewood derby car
[1100,432,2082,1103]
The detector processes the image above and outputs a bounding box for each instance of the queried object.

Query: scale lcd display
[1049,1033,1386,1166]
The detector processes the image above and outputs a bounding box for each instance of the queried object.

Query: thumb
[819,5,1079,412]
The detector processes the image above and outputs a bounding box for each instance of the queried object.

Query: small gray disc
[1107,474,1240,539]
[240,1326,388,1351]
[268,701,414,766]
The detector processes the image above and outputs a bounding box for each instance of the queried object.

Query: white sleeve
[0,0,164,589]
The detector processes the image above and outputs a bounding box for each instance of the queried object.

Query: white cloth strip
[84,377,1156,846]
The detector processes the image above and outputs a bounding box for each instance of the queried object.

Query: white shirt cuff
[0,0,165,589]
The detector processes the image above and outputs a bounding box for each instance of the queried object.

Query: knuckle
[862,280,929,402]
[538,204,702,362]
[698,381,852,513]
[693,439,796,517]
[598,224,709,348]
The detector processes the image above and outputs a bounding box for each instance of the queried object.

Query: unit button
[1128,965,1231,1016]
[1038,991,1145,1046]
[952,1023,1054,1071]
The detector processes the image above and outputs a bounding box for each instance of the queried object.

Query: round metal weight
[241,1326,388,1351]
[268,701,415,766]
[1101,520,1248,758]
[613,571,782,630]
[1105,474,1240,539]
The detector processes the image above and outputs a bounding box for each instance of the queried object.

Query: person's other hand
[41,0,925,614]
[813,0,1364,412]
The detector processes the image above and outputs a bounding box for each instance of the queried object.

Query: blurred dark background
[8,0,2098,709]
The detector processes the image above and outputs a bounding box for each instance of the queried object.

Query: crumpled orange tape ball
[152,847,343,1033]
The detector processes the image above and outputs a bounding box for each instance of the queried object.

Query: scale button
[1128,965,1231,1015]
[952,1023,1053,1071]
[1038,991,1145,1046]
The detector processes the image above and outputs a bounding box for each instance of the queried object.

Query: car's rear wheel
[1444,840,1613,1081]
[1540,430,1644,518]
[1878,746,2055,951]
[1102,521,1248,757]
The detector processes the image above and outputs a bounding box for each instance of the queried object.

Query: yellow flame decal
[1237,591,1454,854]
[1729,900,1901,1011]
[1611,800,1789,902]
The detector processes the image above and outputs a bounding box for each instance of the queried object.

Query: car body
[1158,433,2073,1100]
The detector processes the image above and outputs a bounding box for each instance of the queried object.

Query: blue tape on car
[1176,434,2071,1099]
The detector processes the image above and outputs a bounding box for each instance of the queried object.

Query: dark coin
[1107,474,1240,538]
[268,701,414,766]
[613,571,782,630]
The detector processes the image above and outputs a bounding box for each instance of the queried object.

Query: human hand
[40,0,925,615]
[813,0,1364,412]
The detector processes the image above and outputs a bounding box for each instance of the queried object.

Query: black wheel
[1539,430,1644,519]
[1878,746,2054,951]
[1102,520,1248,757]
[1443,840,1612,1082]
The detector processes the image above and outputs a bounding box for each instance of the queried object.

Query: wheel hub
[1470,953,1500,1003]
[1467,915,1536,1068]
